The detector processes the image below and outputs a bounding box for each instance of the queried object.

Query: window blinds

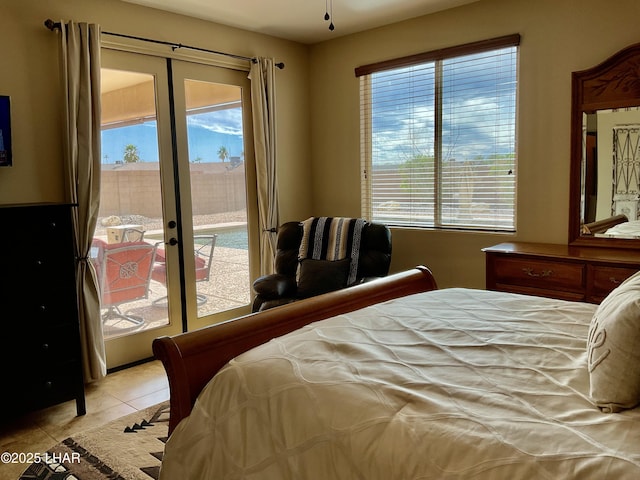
[359,36,519,231]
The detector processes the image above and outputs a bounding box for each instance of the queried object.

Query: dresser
[483,242,640,303]
[0,203,85,417]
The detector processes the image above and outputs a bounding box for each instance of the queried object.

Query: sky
[101,107,244,164]
[369,47,517,165]
[102,47,515,167]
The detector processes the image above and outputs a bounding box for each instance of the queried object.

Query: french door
[98,49,257,368]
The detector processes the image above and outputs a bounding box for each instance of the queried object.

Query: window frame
[356,34,520,232]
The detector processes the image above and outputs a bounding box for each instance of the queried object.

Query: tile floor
[0,360,169,479]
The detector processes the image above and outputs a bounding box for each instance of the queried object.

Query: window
[357,35,519,231]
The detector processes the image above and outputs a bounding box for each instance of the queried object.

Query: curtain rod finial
[251,58,285,69]
[44,19,61,31]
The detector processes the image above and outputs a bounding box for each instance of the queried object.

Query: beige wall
[0,0,311,222]
[3,0,640,290]
[308,0,640,288]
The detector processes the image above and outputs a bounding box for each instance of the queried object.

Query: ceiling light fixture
[324,0,335,31]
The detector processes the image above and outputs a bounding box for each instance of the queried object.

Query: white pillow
[588,270,640,413]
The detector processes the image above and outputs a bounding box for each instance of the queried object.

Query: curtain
[249,58,279,275]
[59,21,106,382]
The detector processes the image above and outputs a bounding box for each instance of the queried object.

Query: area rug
[19,402,169,480]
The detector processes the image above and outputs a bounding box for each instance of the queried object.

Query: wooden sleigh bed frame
[152,266,438,434]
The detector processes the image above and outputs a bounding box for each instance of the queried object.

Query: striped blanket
[298,217,365,285]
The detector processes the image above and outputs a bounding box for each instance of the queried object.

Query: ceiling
[120,0,480,44]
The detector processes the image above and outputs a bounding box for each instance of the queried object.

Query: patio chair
[121,227,145,243]
[92,239,157,327]
[151,234,217,306]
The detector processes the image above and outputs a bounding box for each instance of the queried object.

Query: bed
[602,219,640,239]
[582,214,640,239]
[152,266,640,479]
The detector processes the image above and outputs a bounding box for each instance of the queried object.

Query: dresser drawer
[9,325,80,370]
[485,243,640,305]
[11,360,84,413]
[588,265,639,302]
[491,256,585,291]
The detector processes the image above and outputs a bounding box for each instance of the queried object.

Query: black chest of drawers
[0,203,85,417]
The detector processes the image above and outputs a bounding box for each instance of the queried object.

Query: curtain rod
[44,19,284,69]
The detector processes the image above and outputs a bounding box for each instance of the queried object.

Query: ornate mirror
[570,42,640,249]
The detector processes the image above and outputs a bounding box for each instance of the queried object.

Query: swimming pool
[213,228,248,250]
[145,224,249,250]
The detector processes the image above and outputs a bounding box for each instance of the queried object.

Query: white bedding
[602,219,640,238]
[160,288,640,479]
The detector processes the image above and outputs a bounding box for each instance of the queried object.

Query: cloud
[187,109,243,136]
[368,52,516,164]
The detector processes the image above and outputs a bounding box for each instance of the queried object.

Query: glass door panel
[184,79,249,317]
[171,61,257,330]
[96,51,258,367]
[98,50,182,368]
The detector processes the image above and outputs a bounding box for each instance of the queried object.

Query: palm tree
[123,144,140,163]
[217,146,229,163]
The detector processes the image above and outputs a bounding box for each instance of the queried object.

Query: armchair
[252,218,391,311]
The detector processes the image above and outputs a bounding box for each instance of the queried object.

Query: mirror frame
[569,42,640,249]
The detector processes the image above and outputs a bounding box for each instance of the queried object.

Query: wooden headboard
[152,266,438,434]
[582,214,628,235]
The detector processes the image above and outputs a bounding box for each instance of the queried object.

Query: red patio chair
[92,238,157,327]
[151,234,217,306]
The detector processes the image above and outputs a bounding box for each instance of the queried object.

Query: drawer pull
[609,277,622,285]
[522,267,552,278]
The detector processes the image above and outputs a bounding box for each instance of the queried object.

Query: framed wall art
[0,95,12,167]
